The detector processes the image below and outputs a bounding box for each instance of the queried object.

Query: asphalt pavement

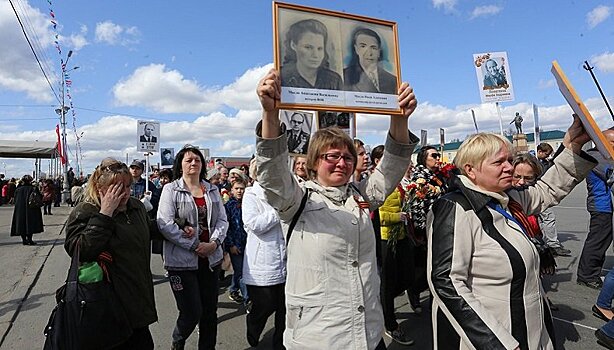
[0,183,610,349]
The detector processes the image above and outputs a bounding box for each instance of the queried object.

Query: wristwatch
[214,238,221,248]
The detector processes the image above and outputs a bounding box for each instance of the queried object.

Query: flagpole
[496,102,504,136]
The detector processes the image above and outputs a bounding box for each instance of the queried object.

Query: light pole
[55,50,78,204]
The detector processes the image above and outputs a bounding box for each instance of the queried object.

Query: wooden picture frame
[280,109,315,155]
[316,111,356,139]
[273,1,402,115]
[551,60,614,160]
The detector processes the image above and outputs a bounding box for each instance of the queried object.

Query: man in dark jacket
[10,175,44,245]
[577,130,614,289]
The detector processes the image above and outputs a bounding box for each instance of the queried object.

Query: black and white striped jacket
[427,148,596,350]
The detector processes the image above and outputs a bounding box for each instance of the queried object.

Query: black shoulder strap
[286,189,310,246]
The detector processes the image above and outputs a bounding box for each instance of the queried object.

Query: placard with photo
[274,2,402,115]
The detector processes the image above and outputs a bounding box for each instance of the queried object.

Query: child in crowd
[224,177,249,305]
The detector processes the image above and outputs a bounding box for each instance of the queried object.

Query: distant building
[412,130,566,163]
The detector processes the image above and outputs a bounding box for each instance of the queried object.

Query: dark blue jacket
[586,149,612,213]
[224,197,247,251]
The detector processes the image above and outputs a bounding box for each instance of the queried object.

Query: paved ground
[0,183,610,349]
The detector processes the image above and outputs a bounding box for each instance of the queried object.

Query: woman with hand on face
[256,68,418,349]
[64,158,161,348]
[157,146,228,350]
[427,116,595,350]
[281,19,342,90]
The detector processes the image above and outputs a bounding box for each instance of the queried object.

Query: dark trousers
[380,237,413,332]
[43,200,52,214]
[246,283,286,349]
[578,211,613,282]
[168,260,220,350]
[111,326,154,350]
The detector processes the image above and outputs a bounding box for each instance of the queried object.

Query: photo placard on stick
[551,60,614,160]
[280,109,315,155]
[160,148,175,168]
[137,120,160,153]
[316,111,356,138]
[274,2,402,115]
[473,51,515,103]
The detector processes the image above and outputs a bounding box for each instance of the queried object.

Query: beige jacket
[256,129,416,350]
[427,148,596,350]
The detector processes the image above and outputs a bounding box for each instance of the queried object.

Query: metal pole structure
[533,104,540,154]
[471,109,479,133]
[583,61,614,121]
[495,102,504,136]
[56,50,74,204]
[145,152,150,193]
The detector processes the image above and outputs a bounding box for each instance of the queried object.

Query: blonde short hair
[454,133,513,175]
[84,158,131,207]
[306,127,357,180]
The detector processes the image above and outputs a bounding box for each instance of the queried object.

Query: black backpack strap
[286,189,311,246]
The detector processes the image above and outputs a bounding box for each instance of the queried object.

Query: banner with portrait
[316,111,356,138]
[160,148,174,168]
[137,120,160,153]
[473,51,515,103]
[274,2,402,115]
[280,110,315,155]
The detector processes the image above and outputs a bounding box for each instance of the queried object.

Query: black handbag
[43,244,133,350]
[28,187,44,208]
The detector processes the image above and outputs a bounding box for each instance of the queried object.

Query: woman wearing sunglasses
[404,146,453,312]
[255,68,418,349]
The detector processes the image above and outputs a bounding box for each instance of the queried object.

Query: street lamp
[55,50,78,204]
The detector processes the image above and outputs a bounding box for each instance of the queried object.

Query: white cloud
[112,63,272,113]
[0,0,56,101]
[587,5,612,29]
[592,52,614,73]
[470,5,503,19]
[432,0,457,12]
[94,21,139,46]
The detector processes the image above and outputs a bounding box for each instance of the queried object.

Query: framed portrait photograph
[317,111,356,138]
[273,2,402,115]
[473,51,515,103]
[280,109,314,155]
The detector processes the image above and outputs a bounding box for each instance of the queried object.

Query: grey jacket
[157,178,227,270]
[257,128,417,350]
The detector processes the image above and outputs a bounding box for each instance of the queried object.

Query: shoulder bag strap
[286,189,311,246]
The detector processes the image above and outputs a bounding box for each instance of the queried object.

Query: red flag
[56,124,65,165]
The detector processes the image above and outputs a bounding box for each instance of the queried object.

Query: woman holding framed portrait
[255,68,418,349]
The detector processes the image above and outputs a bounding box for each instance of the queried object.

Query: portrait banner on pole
[137,120,160,153]
[473,51,515,103]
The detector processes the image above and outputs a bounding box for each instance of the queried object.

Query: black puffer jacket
[64,197,159,329]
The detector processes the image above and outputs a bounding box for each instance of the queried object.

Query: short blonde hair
[306,127,357,180]
[84,158,131,207]
[454,133,513,175]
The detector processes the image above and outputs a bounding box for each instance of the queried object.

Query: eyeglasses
[513,174,535,182]
[290,119,303,124]
[430,153,441,159]
[320,153,355,164]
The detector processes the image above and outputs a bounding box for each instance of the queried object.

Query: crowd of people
[5,68,614,350]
